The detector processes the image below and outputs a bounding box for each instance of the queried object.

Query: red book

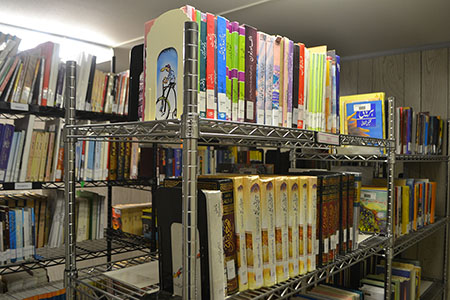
[298,43,305,129]
[206,13,216,119]
[38,42,54,106]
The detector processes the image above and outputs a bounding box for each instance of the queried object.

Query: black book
[84,55,97,111]
[292,44,300,128]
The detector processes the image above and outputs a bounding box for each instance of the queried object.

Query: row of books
[112,202,151,236]
[360,178,437,237]
[359,259,421,300]
[143,6,341,133]
[0,32,129,115]
[157,172,361,297]
[395,107,444,155]
[75,139,139,182]
[48,190,106,248]
[0,117,63,183]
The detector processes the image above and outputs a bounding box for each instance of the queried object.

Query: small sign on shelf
[10,103,29,111]
[316,132,340,146]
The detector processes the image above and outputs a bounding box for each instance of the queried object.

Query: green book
[199,13,207,118]
[231,21,239,122]
[196,9,201,111]
[226,21,232,120]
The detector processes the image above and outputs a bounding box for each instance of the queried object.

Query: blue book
[4,131,18,182]
[86,140,96,181]
[345,99,384,139]
[216,15,227,120]
[75,141,82,180]
[31,207,36,258]
[9,210,16,262]
[0,124,14,181]
[174,148,182,177]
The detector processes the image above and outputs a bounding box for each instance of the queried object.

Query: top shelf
[0,102,130,122]
[67,119,394,149]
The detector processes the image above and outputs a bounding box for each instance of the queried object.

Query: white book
[298,177,308,274]
[47,44,60,107]
[14,115,36,182]
[274,177,289,283]
[256,32,266,125]
[304,49,310,130]
[76,52,93,111]
[204,190,226,300]
[4,132,18,182]
[10,131,23,182]
[104,75,114,114]
[94,140,102,180]
[307,176,317,272]
[102,141,109,180]
[76,198,89,242]
[265,35,274,126]
[103,261,159,293]
[15,208,24,261]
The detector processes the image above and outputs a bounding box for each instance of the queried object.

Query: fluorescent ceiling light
[0,23,113,63]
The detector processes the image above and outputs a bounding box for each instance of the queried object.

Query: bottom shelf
[420,279,444,300]
[1,280,65,299]
[70,234,387,300]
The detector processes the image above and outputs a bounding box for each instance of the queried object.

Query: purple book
[0,124,14,181]
[287,39,294,128]
[244,24,257,123]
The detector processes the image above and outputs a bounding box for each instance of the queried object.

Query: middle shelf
[0,229,151,276]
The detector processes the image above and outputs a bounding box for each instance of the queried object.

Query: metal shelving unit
[64,21,398,300]
[0,179,153,191]
[419,279,445,300]
[0,229,150,276]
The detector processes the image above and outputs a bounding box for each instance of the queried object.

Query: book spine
[124,141,131,179]
[55,63,66,108]
[335,55,340,133]
[226,21,232,121]
[41,43,53,106]
[117,142,125,180]
[230,22,239,121]
[108,140,118,180]
[275,178,289,283]
[286,39,293,128]
[260,179,276,286]
[273,37,281,126]
[256,32,266,125]
[198,13,207,118]
[292,44,299,128]
[0,124,14,181]
[174,148,182,177]
[44,131,55,181]
[265,36,274,126]
[288,178,299,277]
[325,57,332,132]
[238,26,246,122]
[94,140,102,180]
[9,210,16,262]
[4,131,18,182]
[244,25,257,123]
[298,177,307,274]
[55,135,64,181]
[298,44,305,129]
[331,56,337,133]
[216,16,228,120]
[206,13,216,119]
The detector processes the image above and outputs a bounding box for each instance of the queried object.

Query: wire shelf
[393,217,448,256]
[419,279,444,300]
[294,152,449,163]
[227,235,388,300]
[67,119,393,150]
[72,253,159,300]
[0,179,154,191]
[0,230,151,275]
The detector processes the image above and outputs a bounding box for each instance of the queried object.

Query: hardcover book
[244,25,257,123]
[216,16,228,120]
[265,35,274,126]
[256,32,266,125]
[206,13,216,119]
[259,177,276,286]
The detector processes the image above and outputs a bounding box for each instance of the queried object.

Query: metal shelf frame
[62,20,449,300]
[0,179,153,191]
[293,152,449,163]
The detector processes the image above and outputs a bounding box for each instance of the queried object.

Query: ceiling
[2,0,450,58]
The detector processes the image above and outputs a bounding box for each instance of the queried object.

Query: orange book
[430,182,437,224]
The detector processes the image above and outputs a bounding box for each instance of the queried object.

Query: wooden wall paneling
[404,52,422,112]
[357,58,373,93]
[340,60,358,96]
[372,54,405,107]
[418,48,449,281]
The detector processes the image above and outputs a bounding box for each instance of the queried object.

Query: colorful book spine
[272,37,281,126]
[298,43,305,129]
[216,16,228,120]
[244,25,257,123]
[199,13,207,118]
[331,56,337,133]
[206,13,216,119]
[226,21,232,121]
[259,178,276,287]
[274,177,289,283]
[325,57,332,132]
[0,124,14,182]
[9,210,16,262]
[336,55,340,133]
[230,22,239,121]
[288,177,300,277]
[292,43,299,128]
[232,177,248,291]
[265,35,274,126]
[279,38,285,127]
[238,26,246,122]
[286,39,293,128]
[256,32,266,125]
[298,176,307,274]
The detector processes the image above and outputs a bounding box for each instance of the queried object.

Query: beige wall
[341,49,450,291]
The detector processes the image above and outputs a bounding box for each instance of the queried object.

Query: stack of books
[0,31,129,115]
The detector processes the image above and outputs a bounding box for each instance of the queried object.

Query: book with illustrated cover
[238,25,246,122]
[272,37,282,126]
[298,176,307,274]
[244,25,257,123]
[259,177,276,286]
[206,13,216,119]
[216,15,228,121]
[287,176,299,277]
[265,35,274,126]
[256,32,266,125]
[273,176,289,283]
[230,22,239,121]
[359,187,388,234]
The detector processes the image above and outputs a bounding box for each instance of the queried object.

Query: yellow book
[25,131,38,181]
[38,131,50,182]
[306,176,317,272]
[243,175,263,289]
[298,176,308,274]
[30,131,43,182]
[231,175,249,291]
[274,176,289,282]
[287,176,300,277]
[401,186,410,234]
[259,177,277,287]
